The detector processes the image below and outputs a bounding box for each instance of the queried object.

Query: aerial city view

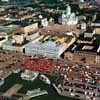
[0,0,100,100]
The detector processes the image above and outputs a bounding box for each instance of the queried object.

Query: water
[24,78,77,100]
[0,73,77,100]
[18,74,77,100]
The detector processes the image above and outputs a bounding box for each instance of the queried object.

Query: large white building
[25,40,67,58]
[58,5,78,25]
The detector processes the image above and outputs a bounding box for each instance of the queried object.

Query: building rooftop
[82,45,94,50]
[25,40,66,57]
[0,25,19,34]
[84,27,94,33]
[93,19,100,23]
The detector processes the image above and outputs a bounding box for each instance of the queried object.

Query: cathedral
[58,5,78,25]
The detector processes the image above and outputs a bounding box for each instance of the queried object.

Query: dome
[70,13,76,18]
[39,15,43,19]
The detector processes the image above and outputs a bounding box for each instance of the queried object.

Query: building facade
[64,52,100,64]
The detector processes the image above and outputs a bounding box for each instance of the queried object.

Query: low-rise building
[26,32,39,41]
[24,23,38,35]
[64,52,97,64]
[0,24,19,46]
[1,23,39,52]
[92,20,100,27]
[93,26,100,35]
[12,35,24,45]
[64,33,100,64]
[84,28,94,38]
[21,70,39,81]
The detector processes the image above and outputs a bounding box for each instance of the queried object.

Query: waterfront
[0,73,77,100]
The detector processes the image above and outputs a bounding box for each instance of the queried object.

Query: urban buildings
[0,6,37,26]
[1,23,39,52]
[1,0,34,5]
[0,1,100,100]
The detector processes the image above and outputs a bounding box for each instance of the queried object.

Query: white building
[1,39,25,52]
[25,40,67,58]
[41,18,48,27]
[81,22,86,30]
[24,23,38,35]
[0,78,4,86]
[12,35,24,45]
[58,5,78,25]
[21,70,39,81]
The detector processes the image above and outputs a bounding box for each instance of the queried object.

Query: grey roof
[0,25,19,34]
[25,40,65,57]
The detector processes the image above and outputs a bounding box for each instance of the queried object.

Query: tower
[66,5,71,15]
